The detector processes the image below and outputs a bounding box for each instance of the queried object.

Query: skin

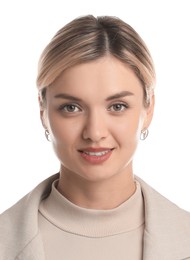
[41,55,154,210]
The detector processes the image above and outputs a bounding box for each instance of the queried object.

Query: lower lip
[79,150,113,164]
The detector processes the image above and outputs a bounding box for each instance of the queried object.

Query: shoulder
[136,176,190,223]
[137,176,189,213]
[0,173,59,259]
[136,176,190,257]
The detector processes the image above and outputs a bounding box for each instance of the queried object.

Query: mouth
[78,148,114,164]
[82,150,112,156]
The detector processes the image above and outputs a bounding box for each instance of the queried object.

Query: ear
[38,94,47,129]
[143,95,155,129]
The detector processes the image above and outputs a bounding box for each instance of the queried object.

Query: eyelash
[58,103,81,113]
[108,103,129,112]
[58,102,129,114]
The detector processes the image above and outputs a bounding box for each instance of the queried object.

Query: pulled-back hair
[37,15,155,106]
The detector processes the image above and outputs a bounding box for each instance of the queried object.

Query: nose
[82,111,108,142]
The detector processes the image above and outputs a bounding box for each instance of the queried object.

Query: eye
[59,104,81,113]
[108,103,128,112]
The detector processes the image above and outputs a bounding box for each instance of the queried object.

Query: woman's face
[42,56,154,182]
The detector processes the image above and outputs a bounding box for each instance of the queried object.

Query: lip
[79,147,113,152]
[78,147,114,164]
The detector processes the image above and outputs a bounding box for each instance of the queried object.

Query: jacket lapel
[136,177,190,260]
[13,174,59,260]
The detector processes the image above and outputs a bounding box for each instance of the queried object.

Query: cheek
[112,113,143,141]
[47,115,81,147]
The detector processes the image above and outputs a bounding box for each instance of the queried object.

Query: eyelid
[108,101,129,110]
[58,102,82,112]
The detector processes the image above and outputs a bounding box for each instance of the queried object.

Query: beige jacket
[0,173,190,260]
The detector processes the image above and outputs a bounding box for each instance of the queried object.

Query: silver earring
[45,129,51,142]
[140,128,149,140]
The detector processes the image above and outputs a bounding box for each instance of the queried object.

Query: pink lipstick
[79,148,113,164]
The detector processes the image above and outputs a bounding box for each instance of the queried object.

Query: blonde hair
[37,15,155,107]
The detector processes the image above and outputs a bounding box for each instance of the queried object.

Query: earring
[45,129,51,142]
[140,128,149,140]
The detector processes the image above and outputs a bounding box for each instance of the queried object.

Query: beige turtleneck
[38,180,144,260]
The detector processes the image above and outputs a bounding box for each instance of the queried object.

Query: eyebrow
[105,91,134,101]
[54,93,82,101]
[54,91,134,102]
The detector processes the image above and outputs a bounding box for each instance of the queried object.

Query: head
[37,15,155,183]
[37,15,155,107]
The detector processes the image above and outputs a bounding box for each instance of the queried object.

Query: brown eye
[109,103,128,112]
[59,104,81,113]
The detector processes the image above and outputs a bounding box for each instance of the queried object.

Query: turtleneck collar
[39,180,144,238]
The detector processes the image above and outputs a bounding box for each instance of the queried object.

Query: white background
[0,0,190,213]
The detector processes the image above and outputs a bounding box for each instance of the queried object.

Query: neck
[57,166,136,210]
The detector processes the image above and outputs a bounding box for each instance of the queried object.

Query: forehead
[47,56,144,99]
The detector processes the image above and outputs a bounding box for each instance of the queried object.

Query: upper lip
[78,147,114,152]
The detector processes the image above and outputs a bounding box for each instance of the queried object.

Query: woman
[0,15,190,260]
